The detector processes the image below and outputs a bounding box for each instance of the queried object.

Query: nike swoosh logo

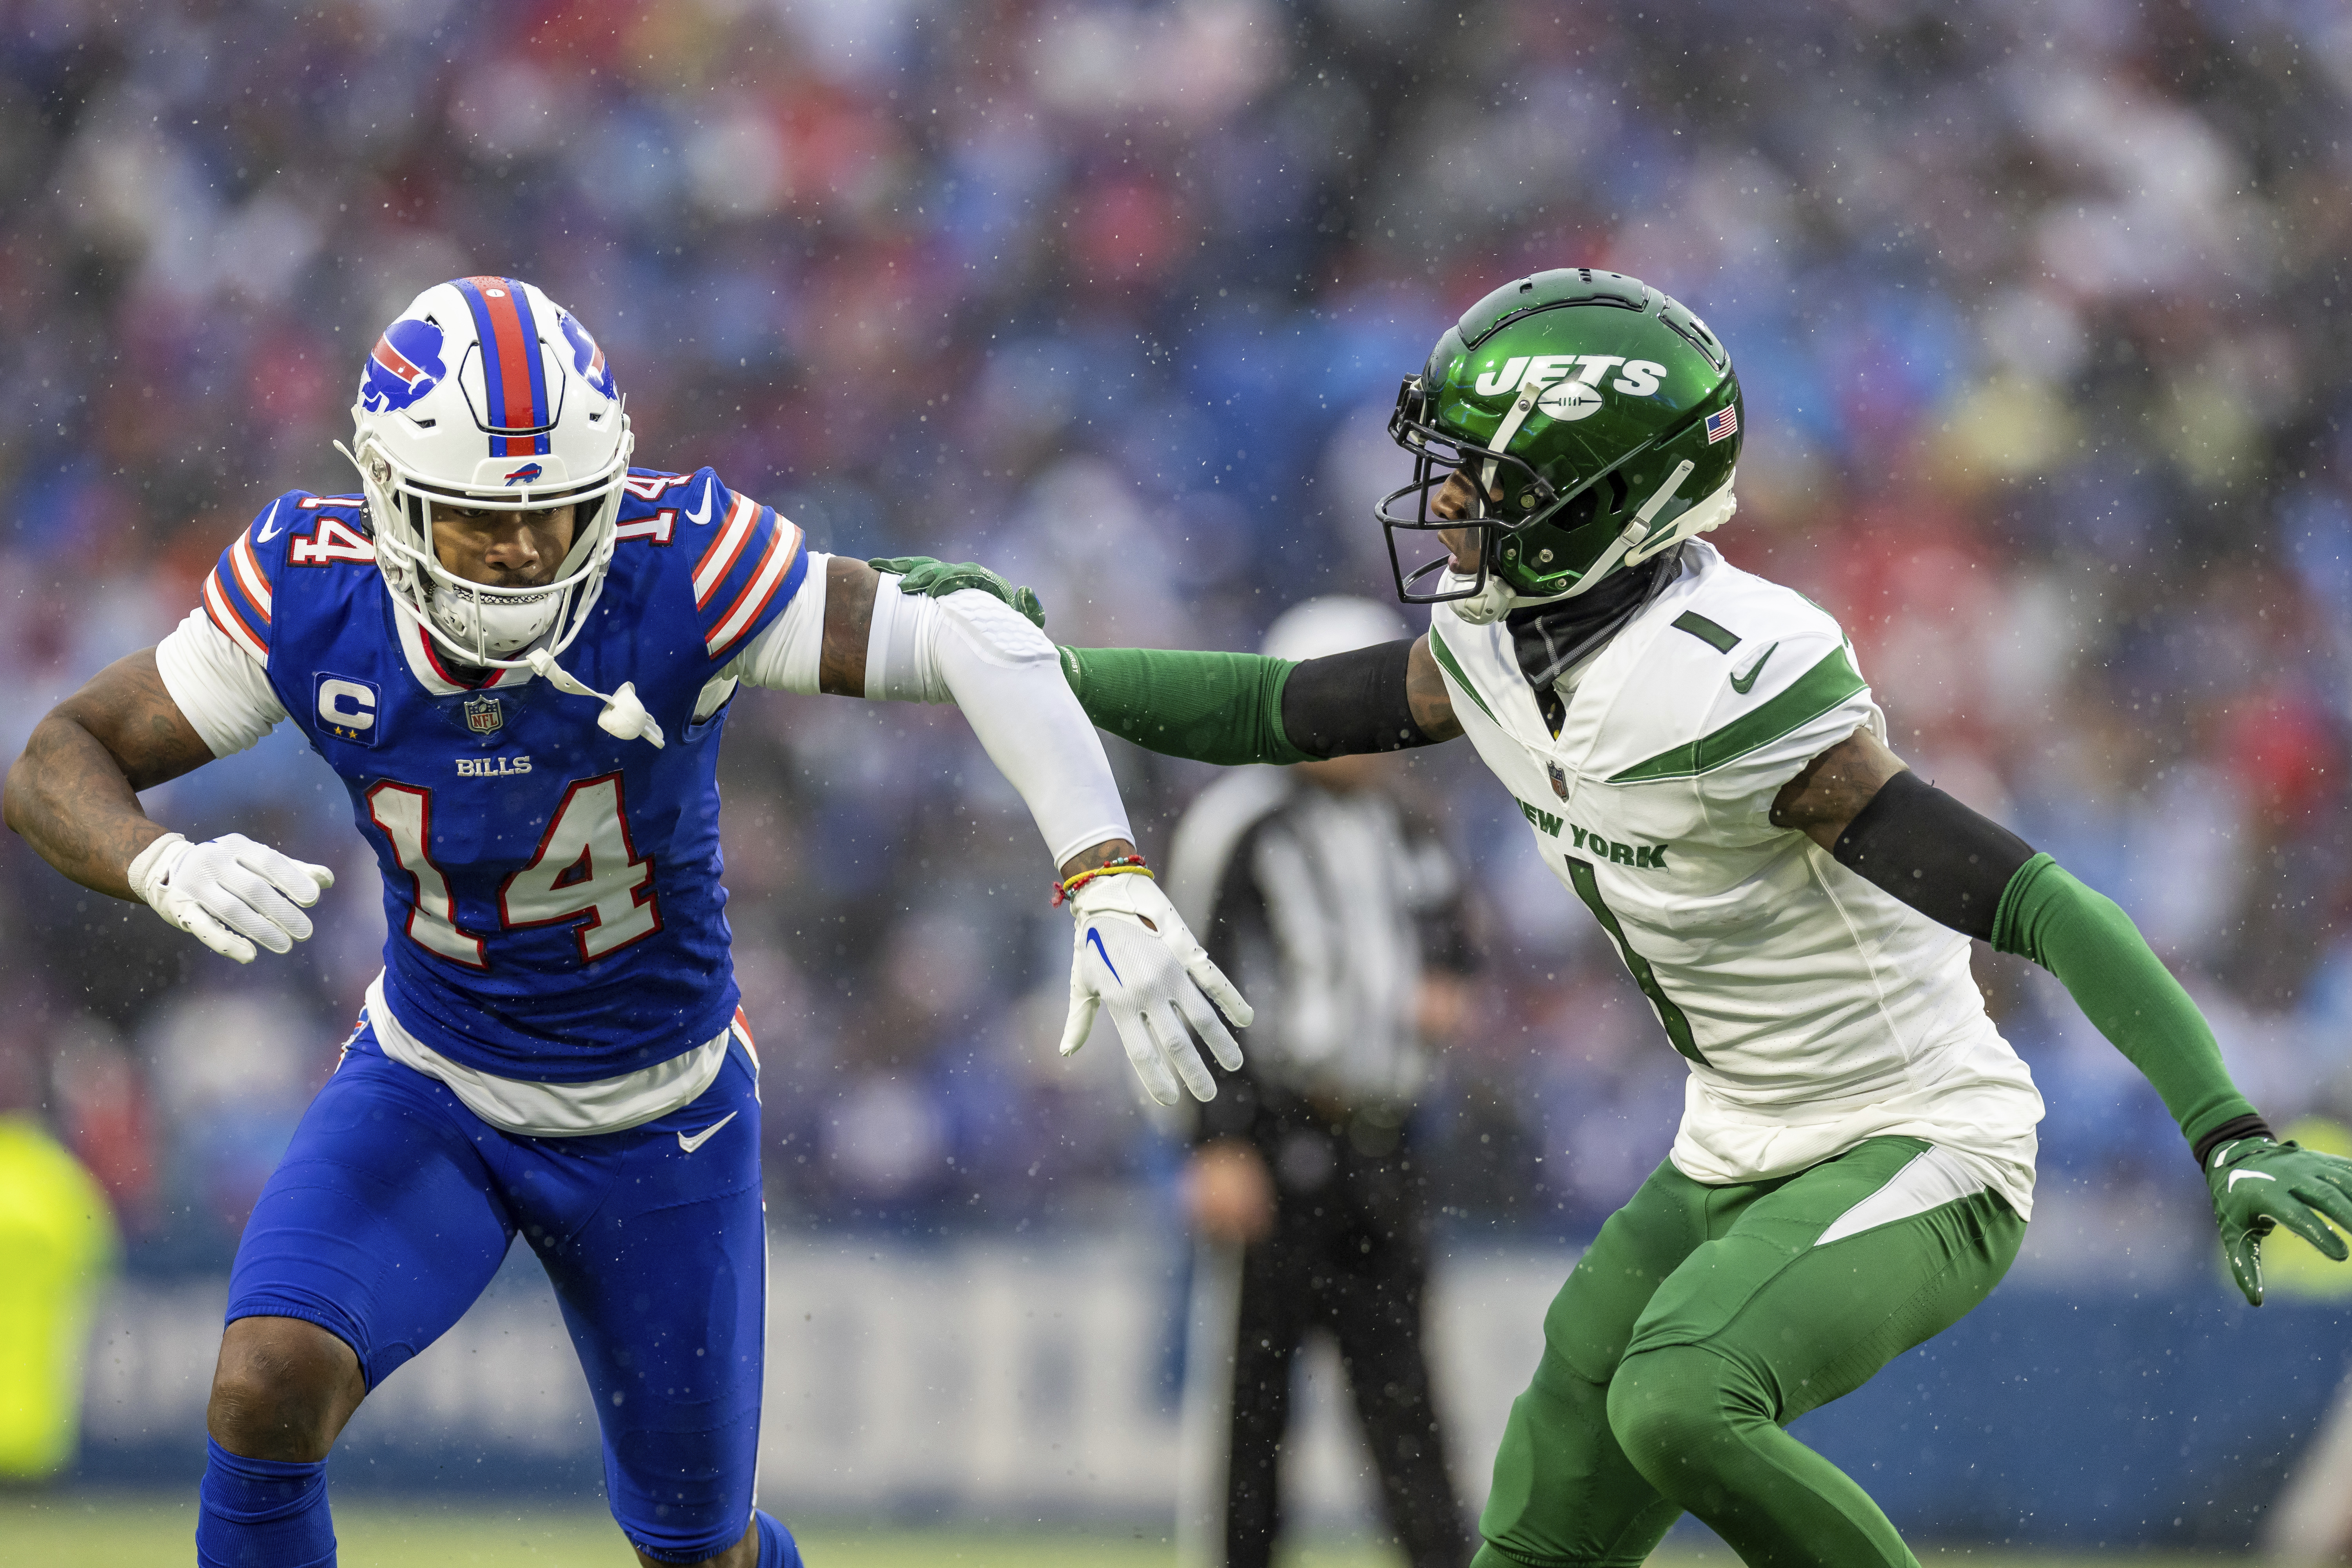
[257,501,286,542]
[677,1111,737,1154]
[1729,643,1778,695]
[2228,1170,2277,1191]
[1086,927,1121,984]
[684,480,715,526]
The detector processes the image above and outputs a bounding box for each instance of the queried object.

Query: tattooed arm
[1768,726,1911,848]
[815,555,877,698]
[1405,634,1466,742]
[4,648,218,899]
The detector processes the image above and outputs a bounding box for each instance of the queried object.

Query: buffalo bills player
[2,276,1250,1568]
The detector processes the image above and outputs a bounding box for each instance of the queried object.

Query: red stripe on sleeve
[705,519,802,659]
[203,568,269,663]
[692,495,759,610]
[230,532,274,622]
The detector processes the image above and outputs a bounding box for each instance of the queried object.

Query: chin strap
[1442,569,1517,625]
[525,648,666,748]
[1560,459,1697,599]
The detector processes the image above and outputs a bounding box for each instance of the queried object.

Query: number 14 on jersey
[364,773,661,967]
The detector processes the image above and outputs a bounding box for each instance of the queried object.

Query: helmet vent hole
[1553,486,1601,534]
[1661,313,1728,371]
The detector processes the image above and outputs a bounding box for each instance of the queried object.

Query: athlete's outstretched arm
[4,648,212,898]
[1052,633,1461,766]
[813,557,1149,873]
[1775,726,2352,1305]
[848,556,1462,760]
[4,647,331,961]
[732,555,1254,1105]
[814,555,879,699]
[1405,636,1466,742]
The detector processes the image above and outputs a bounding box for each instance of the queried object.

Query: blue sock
[196,1437,336,1568]
[753,1509,802,1568]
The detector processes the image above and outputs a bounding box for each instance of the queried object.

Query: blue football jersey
[198,468,808,1083]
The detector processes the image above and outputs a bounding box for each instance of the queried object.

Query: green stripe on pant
[1475,1137,2024,1568]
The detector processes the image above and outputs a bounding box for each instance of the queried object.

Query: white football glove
[126,831,335,964]
[1060,870,1252,1106]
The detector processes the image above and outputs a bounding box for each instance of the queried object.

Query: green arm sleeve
[1056,646,1313,767]
[1992,853,2259,1152]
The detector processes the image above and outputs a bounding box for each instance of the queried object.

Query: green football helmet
[1378,268,1743,623]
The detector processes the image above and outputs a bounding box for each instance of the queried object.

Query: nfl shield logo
[1548,761,1569,800]
[463,695,503,734]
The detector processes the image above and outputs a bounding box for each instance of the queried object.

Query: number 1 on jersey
[366,782,488,968]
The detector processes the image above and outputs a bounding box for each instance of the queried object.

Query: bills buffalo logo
[503,463,544,485]
[360,318,448,413]
[560,312,617,400]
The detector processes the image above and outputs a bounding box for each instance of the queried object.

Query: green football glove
[2205,1136,2352,1305]
[869,557,1045,629]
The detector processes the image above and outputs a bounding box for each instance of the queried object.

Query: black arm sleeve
[1829,769,2035,941]
[1277,639,1437,759]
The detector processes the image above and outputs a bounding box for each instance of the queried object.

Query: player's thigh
[1625,1138,2025,1423]
[227,1033,518,1391]
[1544,1155,1719,1382]
[528,1046,766,1561]
[1477,1158,1714,1567]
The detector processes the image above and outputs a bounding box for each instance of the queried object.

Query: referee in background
[1169,596,1475,1568]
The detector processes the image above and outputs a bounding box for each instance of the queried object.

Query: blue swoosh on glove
[1086,926,1121,984]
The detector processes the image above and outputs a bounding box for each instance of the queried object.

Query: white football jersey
[1430,541,2042,1217]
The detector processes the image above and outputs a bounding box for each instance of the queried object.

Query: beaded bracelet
[1052,856,1152,907]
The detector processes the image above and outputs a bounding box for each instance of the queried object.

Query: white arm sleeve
[861,566,943,702]
[154,608,287,757]
[719,551,831,697]
[866,573,1132,867]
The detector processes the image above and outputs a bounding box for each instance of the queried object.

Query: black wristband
[1278,639,1434,759]
[1830,770,2035,941]
[2192,1114,2276,1171]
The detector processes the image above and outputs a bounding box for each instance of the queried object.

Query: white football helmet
[343,276,633,665]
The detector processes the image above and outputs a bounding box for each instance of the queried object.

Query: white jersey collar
[390,595,537,698]
[1550,543,1722,776]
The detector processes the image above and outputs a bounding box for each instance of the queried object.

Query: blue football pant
[224,1015,768,1563]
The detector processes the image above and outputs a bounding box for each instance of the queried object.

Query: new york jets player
[2,276,1249,1568]
[1021,269,2352,1568]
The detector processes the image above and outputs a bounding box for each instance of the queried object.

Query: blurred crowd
[5,0,2352,1271]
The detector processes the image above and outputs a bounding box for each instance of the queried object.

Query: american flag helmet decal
[1704,405,1739,444]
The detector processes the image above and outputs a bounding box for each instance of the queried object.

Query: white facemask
[427,579,566,659]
